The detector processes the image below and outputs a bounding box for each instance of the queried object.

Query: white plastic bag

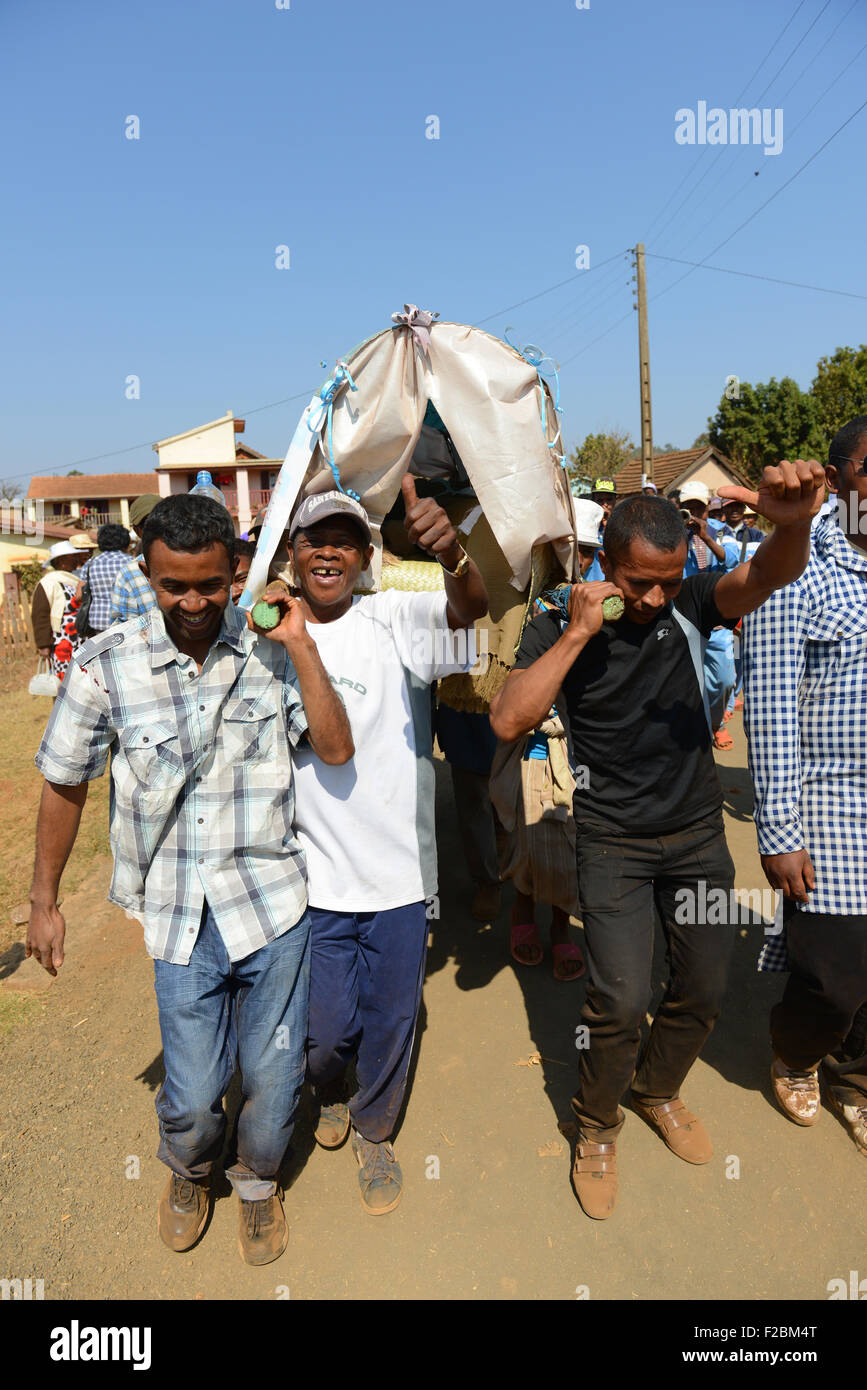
[29,657,59,698]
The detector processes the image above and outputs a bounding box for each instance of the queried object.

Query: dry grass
[0,654,111,956]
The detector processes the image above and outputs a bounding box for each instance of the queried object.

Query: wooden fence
[0,596,34,658]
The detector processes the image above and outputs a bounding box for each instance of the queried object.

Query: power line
[652,0,844,253]
[776,0,860,105]
[788,35,867,139]
[530,259,633,344]
[508,258,626,341]
[9,261,632,489]
[0,388,320,489]
[645,251,867,300]
[558,306,635,368]
[650,96,867,306]
[471,251,627,327]
[752,0,834,107]
[643,0,811,242]
[665,19,867,258]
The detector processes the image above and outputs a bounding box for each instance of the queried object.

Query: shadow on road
[429,757,786,1133]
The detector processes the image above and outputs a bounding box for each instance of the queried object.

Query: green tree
[66,468,83,476]
[707,376,822,486]
[567,429,635,491]
[811,344,867,442]
[13,557,45,597]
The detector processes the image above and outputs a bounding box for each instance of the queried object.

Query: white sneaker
[771,1055,821,1126]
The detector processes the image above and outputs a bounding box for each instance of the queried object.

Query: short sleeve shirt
[292,590,476,911]
[514,572,737,834]
[35,604,309,964]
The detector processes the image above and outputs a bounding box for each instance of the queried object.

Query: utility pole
[634,243,654,485]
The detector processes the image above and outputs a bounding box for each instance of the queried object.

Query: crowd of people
[24,415,867,1264]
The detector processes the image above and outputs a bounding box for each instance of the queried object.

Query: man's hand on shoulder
[567,580,623,642]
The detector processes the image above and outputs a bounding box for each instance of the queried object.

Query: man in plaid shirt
[28,494,353,1263]
[108,493,161,624]
[77,522,132,632]
[744,415,867,1157]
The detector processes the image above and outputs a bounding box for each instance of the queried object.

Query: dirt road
[0,725,863,1301]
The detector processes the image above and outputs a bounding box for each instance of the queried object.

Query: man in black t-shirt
[491,460,825,1220]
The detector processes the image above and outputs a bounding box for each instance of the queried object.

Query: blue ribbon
[504,327,565,464]
[307,360,360,500]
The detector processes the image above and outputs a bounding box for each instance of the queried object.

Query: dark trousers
[450,766,499,887]
[572,812,736,1141]
[771,904,867,1103]
[306,902,428,1143]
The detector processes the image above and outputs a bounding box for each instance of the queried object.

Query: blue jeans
[704,627,736,731]
[153,902,311,1200]
[306,902,428,1143]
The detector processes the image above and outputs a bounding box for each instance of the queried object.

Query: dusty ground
[0,707,863,1302]
[0,653,111,960]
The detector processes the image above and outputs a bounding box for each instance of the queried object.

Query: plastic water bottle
[189,470,227,507]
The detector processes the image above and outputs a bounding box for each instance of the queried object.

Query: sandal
[713,729,734,751]
[552,942,586,981]
[510,920,543,967]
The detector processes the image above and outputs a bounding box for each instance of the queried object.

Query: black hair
[828,415,867,473]
[97,523,131,552]
[233,538,256,559]
[141,494,235,563]
[603,495,688,564]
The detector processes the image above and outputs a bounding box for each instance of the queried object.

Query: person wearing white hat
[31,541,88,682]
[572,498,605,581]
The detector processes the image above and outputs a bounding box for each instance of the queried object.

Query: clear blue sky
[2,0,865,491]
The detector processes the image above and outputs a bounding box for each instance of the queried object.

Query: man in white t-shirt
[280,479,488,1213]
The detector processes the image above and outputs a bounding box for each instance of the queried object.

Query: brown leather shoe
[632,1096,713,1163]
[237,1190,288,1266]
[158,1172,209,1252]
[771,1056,821,1126]
[572,1139,618,1219]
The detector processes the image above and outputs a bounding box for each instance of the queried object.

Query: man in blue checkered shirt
[27,494,354,1263]
[108,493,161,624]
[744,415,867,1157]
[78,523,132,632]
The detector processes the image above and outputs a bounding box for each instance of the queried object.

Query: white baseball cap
[679,480,710,505]
[573,498,604,546]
